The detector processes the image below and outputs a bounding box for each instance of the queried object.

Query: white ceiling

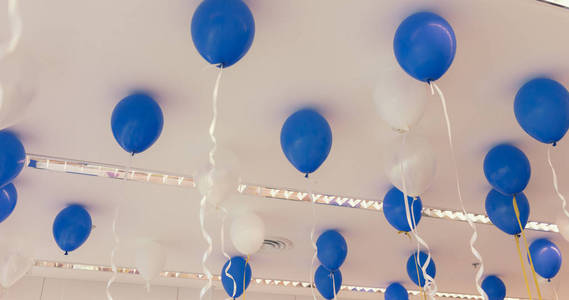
[1,0,569,298]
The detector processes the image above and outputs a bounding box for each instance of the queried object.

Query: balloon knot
[131,152,135,156]
[548,278,551,283]
[64,251,68,256]
[305,173,309,179]
[553,142,557,147]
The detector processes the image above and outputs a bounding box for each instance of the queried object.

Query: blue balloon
[316,230,347,271]
[280,108,332,176]
[529,239,562,279]
[111,93,164,154]
[483,144,531,196]
[314,265,342,300]
[385,282,408,300]
[482,275,506,300]
[52,204,92,255]
[383,186,422,232]
[485,189,529,235]
[406,251,436,287]
[221,256,252,298]
[393,12,456,82]
[191,0,255,68]
[0,183,17,223]
[0,131,25,188]
[514,78,569,144]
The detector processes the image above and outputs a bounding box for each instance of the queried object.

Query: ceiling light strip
[32,260,524,300]
[25,154,559,233]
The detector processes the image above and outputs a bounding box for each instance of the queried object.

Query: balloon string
[106,154,134,300]
[515,235,533,300]
[219,207,237,299]
[200,65,223,300]
[332,270,337,300]
[0,0,22,59]
[243,255,249,300]
[399,133,437,298]
[429,82,486,300]
[546,146,569,219]
[412,250,426,300]
[307,176,318,300]
[513,196,542,300]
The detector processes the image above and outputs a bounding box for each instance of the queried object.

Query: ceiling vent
[261,237,293,252]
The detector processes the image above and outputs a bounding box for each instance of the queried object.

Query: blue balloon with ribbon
[111,93,164,154]
[221,256,252,298]
[485,189,529,235]
[514,78,569,145]
[314,265,342,300]
[0,131,26,188]
[316,230,347,271]
[529,238,562,280]
[191,0,255,68]
[52,204,92,255]
[406,251,436,287]
[483,144,531,196]
[393,12,456,82]
[280,108,332,176]
[482,275,506,300]
[0,183,17,223]
[385,282,408,300]
[383,186,422,232]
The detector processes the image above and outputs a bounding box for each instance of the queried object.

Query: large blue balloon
[385,282,408,300]
[482,275,506,300]
[393,12,456,82]
[280,108,332,176]
[406,251,436,287]
[383,187,422,232]
[221,256,252,298]
[483,144,531,196]
[485,190,529,235]
[314,265,342,300]
[0,131,26,188]
[0,183,17,223]
[52,204,92,255]
[191,0,255,68]
[111,93,164,154]
[529,239,562,279]
[514,78,569,144]
[316,230,347,271]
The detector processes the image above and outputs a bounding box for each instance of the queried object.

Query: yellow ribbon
[514,235,533,300]
[242,255,250,300]
[413,253,426,300]
[513,195,542,300]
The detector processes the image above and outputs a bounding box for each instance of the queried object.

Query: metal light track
[25,153,559,233]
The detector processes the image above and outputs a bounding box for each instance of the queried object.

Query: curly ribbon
[399,133,437,299]
[429,82,486,300]
[0,0,22,58]
[305,176,319,300]
[106,154,134,300]
[513,195,542,300]
[546,146,569,220]
[332,270,337,300]
[200,65,224,300]
[219,207,237,299]
[243,255,250,300]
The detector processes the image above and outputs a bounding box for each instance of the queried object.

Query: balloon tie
[64,251,68,256]
[513,195,542,300]
[553,142,557,147]
[546,146,569,220]
[219,207,237,299]
[307,176,319,300]
[243,255,249,300]
[200,65,223,300]
[0,0,22,59]
[515,234,533,300]
[398,133,437,298]
[106,154,134,300]
[429,81,486,300]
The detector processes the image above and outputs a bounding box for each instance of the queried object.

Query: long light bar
[25,154,559,233]
[32,260,526,300]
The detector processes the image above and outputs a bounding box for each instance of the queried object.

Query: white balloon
[0,251,33,288]
[230,212,265,255]
[197,167,239,206]
[373,67,430,133]
[0,55,37,129]
[384,134,437,197]
[556,215,569,242]
[135,239,166,291]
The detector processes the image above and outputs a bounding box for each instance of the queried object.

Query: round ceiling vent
[261,237,293,252]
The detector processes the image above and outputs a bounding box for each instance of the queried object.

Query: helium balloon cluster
[0,131,25,225]
[314,230,347,299]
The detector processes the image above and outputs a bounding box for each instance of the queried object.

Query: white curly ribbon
[106,154,134,300]
[200,65,223,300]
[429,82,487,300]
[332,270,337,300]
[546,146,569,220]
[307,176,319,300]
[399,133,437,299]
[219,206,237,300]
[0,0,21,59]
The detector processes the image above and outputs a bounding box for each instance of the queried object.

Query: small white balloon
[556,215,569,242]
[197,167,239,206]
[135,239,166,292]
[373,67,430,133]
[0,251,33,288]
[384,134,437,197]
[230,212,265,255]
